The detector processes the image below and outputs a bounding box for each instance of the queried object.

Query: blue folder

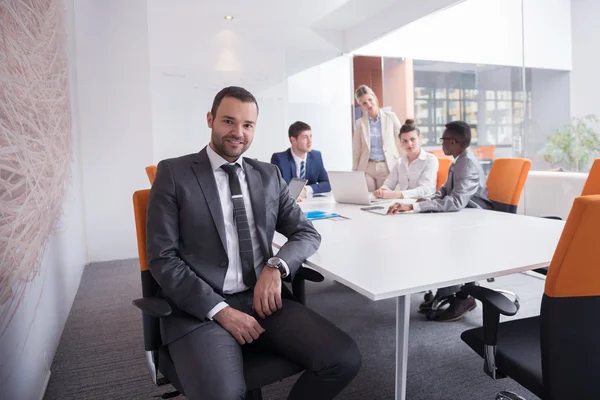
[304,210,340,220]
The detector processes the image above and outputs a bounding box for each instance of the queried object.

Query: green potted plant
[542,114,600,172]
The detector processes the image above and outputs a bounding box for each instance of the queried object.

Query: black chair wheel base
[496,391,526,400]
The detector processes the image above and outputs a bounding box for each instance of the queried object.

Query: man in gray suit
[388,120,492,322]
[146,86,361,399]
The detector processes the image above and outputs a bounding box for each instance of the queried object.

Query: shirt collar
[368,110,381,124]
[206,143,244,172]
[404,149,428,163]
[290,148,307,164]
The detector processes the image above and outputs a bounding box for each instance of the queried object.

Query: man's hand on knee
[213,306,265,345]
[253,266,283,319]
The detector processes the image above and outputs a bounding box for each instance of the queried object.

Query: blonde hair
[354,85,379,105]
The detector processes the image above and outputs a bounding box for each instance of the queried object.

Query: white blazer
[352,109,404,173]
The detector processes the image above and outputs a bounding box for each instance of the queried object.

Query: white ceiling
[148,0,464,54]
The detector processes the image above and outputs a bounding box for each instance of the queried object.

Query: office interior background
[0,0,598,399]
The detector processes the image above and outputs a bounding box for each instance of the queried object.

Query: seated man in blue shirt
[271,121,331,196]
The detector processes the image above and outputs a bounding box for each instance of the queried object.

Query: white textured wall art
[0,0,72,332]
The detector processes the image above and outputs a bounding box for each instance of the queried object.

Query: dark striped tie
[300,160,306,179]
[220,163,257,287]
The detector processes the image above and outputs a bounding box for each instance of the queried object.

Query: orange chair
[461,195,600,399]
[581,158,600,196]
[472,145,496,160]
[486,158,532,214]
[436,157,452,190]
[131,189,322,398]
[145,165,157,185]
[430,148,451,159]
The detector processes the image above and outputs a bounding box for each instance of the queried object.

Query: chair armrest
[539,215,562,220]
[462,285,519,317]
[462,286,520,380]
[296,266,324,282]
[291,266,324,305]
[132,297,172,318]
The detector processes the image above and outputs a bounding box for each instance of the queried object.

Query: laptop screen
[288,178,307,199]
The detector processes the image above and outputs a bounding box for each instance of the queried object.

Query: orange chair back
[430,148,451,159]
[472,145,496,160]
[581,158,600,196]
[436,157,452,190]
[146,165,157,185]
[545,195,600,298]
[486,158,531,213]
[133,189,150,271]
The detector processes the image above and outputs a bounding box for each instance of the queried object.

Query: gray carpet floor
[44,260,544,400]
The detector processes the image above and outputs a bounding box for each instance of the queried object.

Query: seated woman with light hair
[373,119,439,199]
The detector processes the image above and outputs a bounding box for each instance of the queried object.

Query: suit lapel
[244,160,269,260]
[380,111,389,148]
[362,116,370,150]
[287,149,297,179]
[192,149,227,252]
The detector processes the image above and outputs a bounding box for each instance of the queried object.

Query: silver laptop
[328,171,386,205]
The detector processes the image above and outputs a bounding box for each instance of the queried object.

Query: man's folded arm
[310,157,331,194]
[147,160,225,320]
[273,169,321,279]
[414,162,479,213]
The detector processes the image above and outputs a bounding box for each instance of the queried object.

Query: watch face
[268,257,280,266]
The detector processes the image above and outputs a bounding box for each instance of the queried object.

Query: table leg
[395,295,410,400]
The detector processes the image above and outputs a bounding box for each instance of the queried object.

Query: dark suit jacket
[270,149,331,194]
[146,146,321,344]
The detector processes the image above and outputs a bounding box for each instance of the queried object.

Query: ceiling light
[224,16,234,20]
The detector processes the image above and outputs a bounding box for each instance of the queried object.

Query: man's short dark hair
[445,120,472,147]
[210,86,259,117]
[288,121,311,139]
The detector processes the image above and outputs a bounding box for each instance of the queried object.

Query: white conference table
[273,196,565,400]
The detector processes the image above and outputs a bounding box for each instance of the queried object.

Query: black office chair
[461,195,600,400]
[132,189,324,399]
[423,158,531,320]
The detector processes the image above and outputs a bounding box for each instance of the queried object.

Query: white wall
[287,55,354,170]
[570,0,600,133]
[75,0,154,262]
[354,0,571,71]
[147,2,353,167]
[0,1,88,399]
[147,2,290,164]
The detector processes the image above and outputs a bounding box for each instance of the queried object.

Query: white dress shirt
[205,145,289,319]
[291,149,313,194]
[382,149,439,199]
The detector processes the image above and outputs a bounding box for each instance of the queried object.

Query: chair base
[496,391,526,400]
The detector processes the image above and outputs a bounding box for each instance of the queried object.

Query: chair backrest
[430,148,451,159]
[436,157,452,190]
[133,189,162,350]
[146,165,157,185]
[472,145,496,160]
[581,158,600,196]
[486,158,531,213]
[541,195,600,398]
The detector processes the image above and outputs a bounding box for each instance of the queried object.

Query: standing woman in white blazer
[352,85,403,191]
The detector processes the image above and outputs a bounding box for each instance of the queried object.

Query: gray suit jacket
[146,147,321,344]
[416,148,492,213]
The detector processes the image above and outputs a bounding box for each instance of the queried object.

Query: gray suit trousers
[168,290,362,400]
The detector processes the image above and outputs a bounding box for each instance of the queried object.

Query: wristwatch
[266,257,287,278]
